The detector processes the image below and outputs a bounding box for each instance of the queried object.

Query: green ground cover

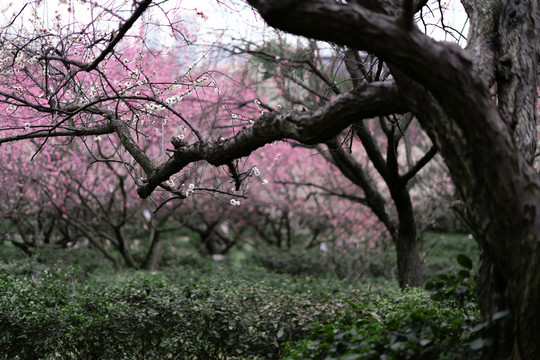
[0,232,487,359]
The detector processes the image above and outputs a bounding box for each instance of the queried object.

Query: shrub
[283,287,481,360]
[424,253,477,305]
[0,257,481,359]
[0,260,360,359]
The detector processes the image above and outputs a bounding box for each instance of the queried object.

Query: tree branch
[0,123,114,144]
[354,122,388,181]
[325,137,396,237]
[137,81,407,198]
[84,0,153,71]
[276,180,368,204]
[401,144,437,184]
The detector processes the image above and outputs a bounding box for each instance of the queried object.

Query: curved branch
[137,81,407,198]
[111,117,155,176]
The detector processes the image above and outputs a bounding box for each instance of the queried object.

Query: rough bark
[470,1,539,358]
[496,0,538,163]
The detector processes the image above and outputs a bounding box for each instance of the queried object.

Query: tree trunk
[393,186,423,287]
[324,137,426,287]
[149,240,163,271]
[395,65,540,360]
[464,1,540,358]
[395,228,423,288]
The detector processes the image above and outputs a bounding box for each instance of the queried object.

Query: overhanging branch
[137,81,407,198]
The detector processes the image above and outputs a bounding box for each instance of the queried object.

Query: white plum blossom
[261,179,269,185]
[229,199,241,206]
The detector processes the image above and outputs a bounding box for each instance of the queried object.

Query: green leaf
[470,321,489,333]
[277,326,284,339]
[420,338,432,346]
[491,310,510,321]
[470,338,486,350]
[457,254,473,270]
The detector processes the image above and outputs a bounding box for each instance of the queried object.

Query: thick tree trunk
[395,66,540,360]
[464,1,540,358]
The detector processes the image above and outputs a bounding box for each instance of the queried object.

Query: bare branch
[85,0,153,71]
[111,117,155,176]
[276,180,368,204]
[401,145,437,184]
[0,123,114,144]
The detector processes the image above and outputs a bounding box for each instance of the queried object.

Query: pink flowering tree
[0,1,329,265]
[0,141,70,255]
[0,0,452,283]
[0,0,206,266]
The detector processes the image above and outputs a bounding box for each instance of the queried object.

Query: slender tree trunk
[324,137,426,287]
[395,230,422,288]
[141,224,161,270]
[393,187,423,287]
[149,240,163,271]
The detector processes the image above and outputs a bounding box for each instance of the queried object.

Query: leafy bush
[420,232,479,279]
[424,253,476,305]
[0,260,361,359]
[283,287,480,360]
[0,254,481,359]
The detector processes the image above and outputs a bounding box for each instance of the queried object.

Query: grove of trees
[0,0,538,359]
